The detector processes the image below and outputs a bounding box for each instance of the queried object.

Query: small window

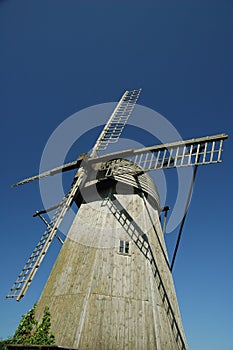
[119,240,130,255]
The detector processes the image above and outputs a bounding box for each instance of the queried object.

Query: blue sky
[0,1,233,349]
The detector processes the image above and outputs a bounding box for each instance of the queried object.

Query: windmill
[7,89,227,350]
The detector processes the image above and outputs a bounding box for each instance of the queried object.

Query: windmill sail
[90,89,142,157]
[12,154,87,188]
[91,133,228,177]
[6,170,87,301]
[12,89,142,188]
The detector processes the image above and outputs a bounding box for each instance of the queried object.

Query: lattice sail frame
[90,133,228,177]
[90,89,142,157]
[12,89,142,188]
[12,154,87,188]
[6,170,87,301]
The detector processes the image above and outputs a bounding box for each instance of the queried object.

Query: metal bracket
[161,206,170,234]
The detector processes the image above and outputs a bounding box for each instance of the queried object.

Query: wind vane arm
[6,169,87,301]
[90,133,228,176]
[90,89,142,157]
[12,153,87,187]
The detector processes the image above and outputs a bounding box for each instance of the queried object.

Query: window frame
[118,240,131,256]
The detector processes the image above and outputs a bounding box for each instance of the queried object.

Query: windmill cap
[78,158,160,211]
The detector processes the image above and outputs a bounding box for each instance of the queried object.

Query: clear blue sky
[0,1,233,349]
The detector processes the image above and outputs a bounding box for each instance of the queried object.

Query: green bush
[2,304,55,346]
[0,339,10,350]
[31,307,55,345]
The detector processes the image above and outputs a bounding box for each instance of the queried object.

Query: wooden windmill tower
[7,89,228,350]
